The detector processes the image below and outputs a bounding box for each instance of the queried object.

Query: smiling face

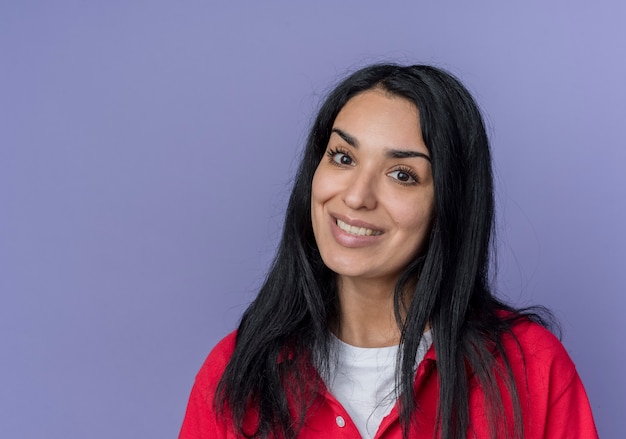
[311,88,435,288]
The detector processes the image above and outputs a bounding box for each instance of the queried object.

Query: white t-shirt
[324,332,432,439]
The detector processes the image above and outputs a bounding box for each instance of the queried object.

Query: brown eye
[388,169,417,184]
[337,154,353,165]
[327,148,355,166]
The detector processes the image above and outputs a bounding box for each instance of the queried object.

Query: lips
[336,219,382,236]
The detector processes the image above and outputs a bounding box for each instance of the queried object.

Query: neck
[334,276,405,348]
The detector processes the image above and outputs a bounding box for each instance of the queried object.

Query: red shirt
[180,320,598,438]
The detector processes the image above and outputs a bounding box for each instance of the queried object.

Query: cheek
[311,166,332,206]
[310,169,334,256]
[396,196,434,235]
[310,167,327,227]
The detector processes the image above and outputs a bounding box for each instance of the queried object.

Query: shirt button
[336,415,346,428]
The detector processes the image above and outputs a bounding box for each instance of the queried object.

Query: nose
[342,168,378,210]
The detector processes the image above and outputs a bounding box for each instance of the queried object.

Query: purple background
[1,1,624,437]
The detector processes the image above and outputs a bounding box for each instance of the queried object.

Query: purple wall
[2,1,623,437]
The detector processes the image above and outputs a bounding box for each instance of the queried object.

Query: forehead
[332,89,425,152]
[337,88,418,122]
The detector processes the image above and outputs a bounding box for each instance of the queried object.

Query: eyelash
[325,147,419,185]
[390,166,419,185]
[326,147,353,167]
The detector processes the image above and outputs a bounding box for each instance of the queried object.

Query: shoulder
[502,318,579,402]
[494,317,598,437]
[505,318,571,365]
[205,330,238,370]
[179,331,239,438]
[193,330,238,399]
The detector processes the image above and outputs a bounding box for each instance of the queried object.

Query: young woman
[179,64,598,439]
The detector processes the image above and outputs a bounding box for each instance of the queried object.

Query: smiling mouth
[336,219,382,236]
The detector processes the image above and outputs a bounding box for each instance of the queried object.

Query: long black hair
[215,64,551,439]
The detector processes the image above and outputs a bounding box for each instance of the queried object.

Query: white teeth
[336,219,381,236]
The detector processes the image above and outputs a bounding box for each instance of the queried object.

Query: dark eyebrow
[331,128,359,148]
[386,149,431,162]
[331,127,431,162]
